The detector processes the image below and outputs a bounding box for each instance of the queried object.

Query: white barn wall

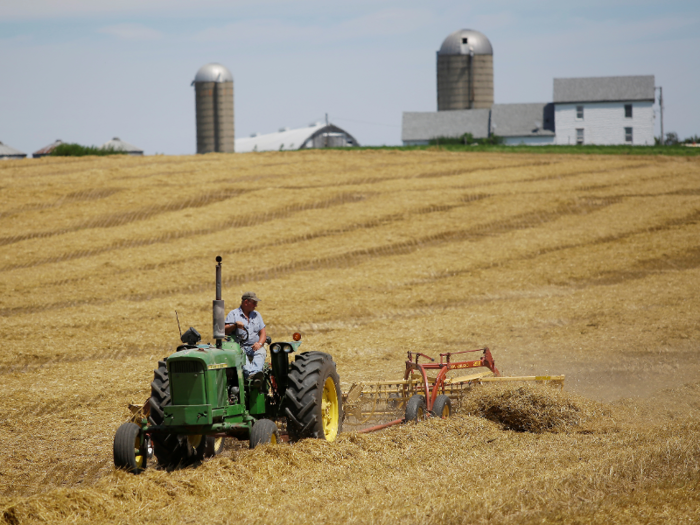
[555,101,654,145]
[503,136,555,146]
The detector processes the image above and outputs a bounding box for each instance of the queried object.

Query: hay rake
[342,348,564,432]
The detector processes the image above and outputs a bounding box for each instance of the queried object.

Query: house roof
[0,141,27,158]
[490,103,555,137]
[553,75,655,103]
[33,139,63,157]
[401,109,491,142]
[101,137,143,153]
[235,123,358,152]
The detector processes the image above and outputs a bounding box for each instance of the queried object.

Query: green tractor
[113,256,343,474]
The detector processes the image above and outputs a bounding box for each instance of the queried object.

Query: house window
[625,127,633,144]
[576,105,584,120]
[576,128,584,145]
[462,37,468,44]
[625,104,633,118]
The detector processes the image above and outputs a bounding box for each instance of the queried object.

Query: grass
[0,149,699,523]
[349,143,700,156]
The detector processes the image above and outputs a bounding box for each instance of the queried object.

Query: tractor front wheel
[431,394,452,418]
[249,419,280,448]
[405,394,426,422]
[284,352,343,442]
[204,436,226,458]
[113,422,147,474]
[148,359,189,469]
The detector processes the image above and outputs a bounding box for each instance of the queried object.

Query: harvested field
[0,150,699,523]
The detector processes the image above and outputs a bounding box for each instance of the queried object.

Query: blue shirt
[225,307,265,352]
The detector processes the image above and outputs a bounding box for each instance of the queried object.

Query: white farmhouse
[553,76,655,146]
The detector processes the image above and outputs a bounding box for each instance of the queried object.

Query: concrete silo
[437,29,494,111]
[192,63,234,153]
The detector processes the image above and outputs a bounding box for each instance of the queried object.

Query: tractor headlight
[270,343,282,354]
[283,343,293,353]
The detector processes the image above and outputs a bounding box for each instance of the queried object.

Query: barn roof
[490,103,555,137]
[0,141,27,158]
[401,109,491,142]
[235,123,358,153]
[553,75,655,103]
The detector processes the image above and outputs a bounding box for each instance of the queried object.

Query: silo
[192,63,234,153]
[437,29,494,111]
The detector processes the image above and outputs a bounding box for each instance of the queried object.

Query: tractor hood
[168,343,242,369]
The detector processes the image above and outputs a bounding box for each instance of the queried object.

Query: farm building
[33,139,63,158]
[553,75,655,146]
[402,75,655,146]
[235,123,359,153]
[402,28,657,146]
[0,141,27,159]
[101,137,144,156]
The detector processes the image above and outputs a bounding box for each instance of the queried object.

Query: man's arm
[252,327,267,351]
[225,321,244,335]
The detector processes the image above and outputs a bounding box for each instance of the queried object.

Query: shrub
[50,143,126,157]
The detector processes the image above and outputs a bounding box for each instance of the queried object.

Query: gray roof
[402,109,491,141]
[193,63,233,83]
[0,141,27,158]
[439,29,493,55]
[236,123,359,152]
[101,137,143,153]
[491,103,555,137]
[553,75,655,103]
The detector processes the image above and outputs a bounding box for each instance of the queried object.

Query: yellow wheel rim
[442,404,450,418]
[270,433,278,445]
[417,406,424,421]
[321,377,339,442]
[134,434,144,469]
[214,437,224,451]
[187,435,202,449]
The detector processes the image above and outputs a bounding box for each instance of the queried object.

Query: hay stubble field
[0,149,698,523]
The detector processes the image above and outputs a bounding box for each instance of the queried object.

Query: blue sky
[1,0,698,155]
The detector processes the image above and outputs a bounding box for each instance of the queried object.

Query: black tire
[284,351,343,442]
[249,419,280,449]
[114,422,147,474]
[431,394,452,418]
[204,435,226,458]
[147,359,189,469]
[405,394,426,422]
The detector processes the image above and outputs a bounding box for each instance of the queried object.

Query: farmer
[225,291,267,379]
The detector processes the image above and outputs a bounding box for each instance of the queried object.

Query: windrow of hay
[461,384,605,433]
[1,409,699,524]
[1,151,700,523]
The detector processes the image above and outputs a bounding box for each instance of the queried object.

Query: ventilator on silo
[437,29,494,111]
[192,63,234,153]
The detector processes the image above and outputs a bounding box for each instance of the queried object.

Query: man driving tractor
[225,291,267,379]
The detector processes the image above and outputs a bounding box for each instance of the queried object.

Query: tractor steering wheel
[235,326,249,343]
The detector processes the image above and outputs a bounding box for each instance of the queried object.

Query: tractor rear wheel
[431,394,452,418]
[249,419,280,448]
[284,352,343,442]
[147,359,189,469]
[405,394,426,422]
[114,422,147,474]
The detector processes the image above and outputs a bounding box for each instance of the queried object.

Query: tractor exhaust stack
[213,256,225,348]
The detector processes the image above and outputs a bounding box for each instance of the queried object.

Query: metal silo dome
[438,29,493,56]
[437,29,494,111]
[192,63,235,154]
[194,63,233,83]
